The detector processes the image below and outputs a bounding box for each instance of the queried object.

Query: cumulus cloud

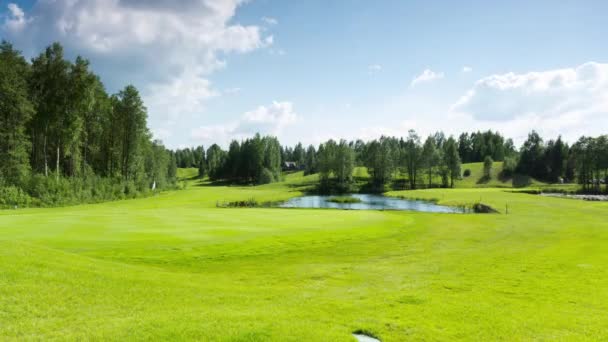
[152,127,173,141]
[145,73,219,124]
[410,69,444,87]
[452,62,608,121]
[1,0,272,147]
[462,66,472,73]
[451,62,608,142]
[3,3,29,32]
[191,101,299,146]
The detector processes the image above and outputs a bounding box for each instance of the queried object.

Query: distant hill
[457,162,511,188]
[177,161,550,191]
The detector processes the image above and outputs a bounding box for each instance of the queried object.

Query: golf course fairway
[1,171,607,341]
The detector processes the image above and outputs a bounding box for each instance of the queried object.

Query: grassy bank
[1,171,606,340]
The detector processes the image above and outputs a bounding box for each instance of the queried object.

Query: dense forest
[2,42,607,207]
[0,42,175,208]
[174,128,607,194]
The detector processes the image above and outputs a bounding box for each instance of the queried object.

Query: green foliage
[216,198,260,208]
[364,137,396,186]
[0,42,175,207]
[304,145,317,175]
[457,130,512,163]
[327,196,362,204]
[483,156,494,178]
[472,202,499,213]
[316,139,355,192]
[0,184,32,208]
[516,131,546,180]
[202,135,283,184]
[502,156,518,178]
[259,168,275,184]
[0,41,34,185]
[443,137,461,188]
[571,135,608,193]
[206,144,227,180]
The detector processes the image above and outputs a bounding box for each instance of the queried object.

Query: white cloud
[462,66,472,73]
[410,69,444,87]
[144,73,219,124]
[1,0,273,148]
[262,16,278,25]
[3,3,29,32]
[191,125,234,145]
[368,64,382,75]
[152,127,173,142]
[191,101,299,146]
[241,101,298,127]
[451,61,608,142]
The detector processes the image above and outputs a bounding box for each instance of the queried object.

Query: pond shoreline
[279,193,468,213]
[540,193,608,201]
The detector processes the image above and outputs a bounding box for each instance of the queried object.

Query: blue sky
[2,0,608,148]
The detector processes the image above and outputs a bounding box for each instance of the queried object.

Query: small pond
[279,194,465,213]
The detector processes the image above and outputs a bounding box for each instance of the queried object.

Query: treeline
[190,129,607,193]
[287,130,606,193]
[174,146,205,169]
[512,132,608,189]
[457,131,516,163]
[0,41,175,208]
[191,134,283,184]
[309,131,462,192]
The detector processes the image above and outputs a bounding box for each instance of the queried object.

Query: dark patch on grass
[472,203,499,213]
[512,174,533,188]
[353,329,381,341]
[476,175,491,184]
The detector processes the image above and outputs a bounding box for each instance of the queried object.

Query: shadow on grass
[476,175,491,184]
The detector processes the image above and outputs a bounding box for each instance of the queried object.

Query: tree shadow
[512,174,532,188]
[476,175,491,184]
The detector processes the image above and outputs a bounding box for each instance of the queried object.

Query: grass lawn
[1,171,607,340]
[458,161,511,188]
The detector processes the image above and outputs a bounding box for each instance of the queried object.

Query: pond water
[279,194,465,213]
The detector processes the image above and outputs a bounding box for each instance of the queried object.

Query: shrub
[0,185,32,208]
[502,156,518,177]
[258,168,275,185]
[328,196,362,204]
[124,181,137,198]
[217,198,259,208]
[512,174,532,188]
[472,203,499,213]
[483,156,493,178]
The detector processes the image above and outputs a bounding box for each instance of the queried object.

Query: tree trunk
[44,124,48,177]
[31,126,36,171]
[56,145,60,182]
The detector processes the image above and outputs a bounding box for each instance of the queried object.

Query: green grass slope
[1,171,607,340]
[457,161,509,188]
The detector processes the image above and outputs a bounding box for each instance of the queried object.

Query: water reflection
[279,194,464,213]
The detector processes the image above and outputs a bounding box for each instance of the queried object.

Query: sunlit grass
[1,169,606,340]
